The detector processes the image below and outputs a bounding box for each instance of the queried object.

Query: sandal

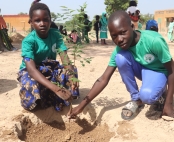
[121,101,144,120]
[153,92,166,111]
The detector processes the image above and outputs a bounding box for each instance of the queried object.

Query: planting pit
[14,116,114,142]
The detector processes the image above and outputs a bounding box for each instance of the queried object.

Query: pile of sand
[10,33,25,43]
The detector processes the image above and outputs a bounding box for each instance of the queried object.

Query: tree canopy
[104,0,138,15]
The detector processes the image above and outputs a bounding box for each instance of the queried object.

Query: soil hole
[17,118,114,142]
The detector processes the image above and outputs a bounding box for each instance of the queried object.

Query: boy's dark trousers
[96,30,99,43]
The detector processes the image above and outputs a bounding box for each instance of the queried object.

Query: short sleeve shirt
[168,22,174,33]
[19,28,67,70]
[109,30,172,75]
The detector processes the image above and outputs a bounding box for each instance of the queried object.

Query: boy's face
[108,17,133,50]
[30,9,51,38]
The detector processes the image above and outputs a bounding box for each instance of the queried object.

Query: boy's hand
[67,105,83,119]
[54,87,72,101]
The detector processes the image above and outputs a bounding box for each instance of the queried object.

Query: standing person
[94,15,100,43]
[126,0,140,30]
[167,17,174,42]
[17,3,79,111]
[68,11,174,120]
[138,21,142,30]
[59,25,67,36]
[0,15,16,51]
[83,14,90,43]
[100,12,108,45]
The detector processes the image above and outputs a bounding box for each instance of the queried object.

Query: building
[3,15,30,33]
[154,9,174,32]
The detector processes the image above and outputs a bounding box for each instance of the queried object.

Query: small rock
[65,134,71,140]
[162,116,174,121]
[90,68,95,72]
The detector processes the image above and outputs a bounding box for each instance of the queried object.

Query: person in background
[138,21,142,30]
[50,21,58,29]
[68,30,80,44]
[83,14,90,43]
[59,25,67,36]
[100,12,108,45]
[126,0,141,30]
[94,15,100,43]
[0,15,16,51]
[167,17,174,42]
[146,20,158,32]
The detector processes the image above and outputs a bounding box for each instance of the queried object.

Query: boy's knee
[115,51,132,68]
[116,53,128,68]
[139,88,158,104]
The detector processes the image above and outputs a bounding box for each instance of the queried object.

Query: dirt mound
[10,33,25,43]
[10,116,114,142]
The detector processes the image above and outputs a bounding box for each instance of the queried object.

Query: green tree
[51,12,58,22]
[104,0,138,15]
[18,12,27,15]
[57,3,93,67]
[140,13,154,26]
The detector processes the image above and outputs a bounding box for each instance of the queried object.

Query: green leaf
[60,6,68,8]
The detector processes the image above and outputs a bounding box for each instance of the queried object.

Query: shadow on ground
[0,79,18,94]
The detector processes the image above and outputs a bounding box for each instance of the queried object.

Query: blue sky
[0,0,174,20]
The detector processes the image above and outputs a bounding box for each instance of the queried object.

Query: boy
[68,11,174,120]
[94,15,100,43]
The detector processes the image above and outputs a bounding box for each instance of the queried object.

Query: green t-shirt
[168,22,174,33]
[109,30,172,75]
[20,28,67,70]
[138,22,142,30]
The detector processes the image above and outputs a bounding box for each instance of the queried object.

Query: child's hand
[55,87,72,101]
[68,75,79,91]
[67,105,83,119]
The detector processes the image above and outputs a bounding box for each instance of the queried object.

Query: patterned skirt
[17,59,79,111]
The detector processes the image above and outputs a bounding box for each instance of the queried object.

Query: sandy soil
[0,38,174,142]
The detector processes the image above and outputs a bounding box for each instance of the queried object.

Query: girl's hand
[54,87,72,101]
[68,75,79,91]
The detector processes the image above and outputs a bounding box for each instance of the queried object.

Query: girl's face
[30,9,51,38]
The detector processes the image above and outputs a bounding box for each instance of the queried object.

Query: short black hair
[29,3,51,19]
[129,1,137,7]
[150,26,158,32]
[84,14,88,19]
[96,15,100,20]
[109,10,131,26]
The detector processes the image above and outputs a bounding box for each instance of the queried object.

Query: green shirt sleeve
[152,36,172,63]
[55,31,68,53]
[21,37,34,60]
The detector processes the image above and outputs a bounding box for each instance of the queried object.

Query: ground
[0,36,174,142]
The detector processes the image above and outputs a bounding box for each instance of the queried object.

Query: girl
[17,3,79,111]
[167,17,174,42]
[100,12,108,45]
